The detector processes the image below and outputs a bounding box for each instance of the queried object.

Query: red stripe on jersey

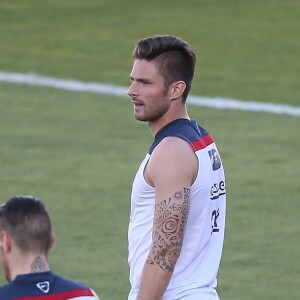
[190,134,214,151]
[16,288,93,300]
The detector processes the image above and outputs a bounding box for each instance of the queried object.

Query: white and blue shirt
[128,118,226,300]
[0,271,98,300]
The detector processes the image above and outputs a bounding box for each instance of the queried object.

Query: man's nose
[127,82,136,97]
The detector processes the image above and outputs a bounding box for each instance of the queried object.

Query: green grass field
[0,1,299,299]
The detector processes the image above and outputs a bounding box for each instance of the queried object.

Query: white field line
[0,71,299,117]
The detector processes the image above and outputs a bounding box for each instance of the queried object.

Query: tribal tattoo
[147,187,190,272]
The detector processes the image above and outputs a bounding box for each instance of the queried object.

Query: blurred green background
[0,1,299,299]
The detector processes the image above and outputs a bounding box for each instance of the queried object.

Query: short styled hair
[0,196,52,254]
[132,35,196,102]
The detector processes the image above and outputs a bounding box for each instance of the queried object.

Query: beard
[134,103,169,122]
[134,91,170,122]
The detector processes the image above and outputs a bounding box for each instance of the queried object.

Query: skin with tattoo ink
[31,256,48,273]
[148,188,190,272]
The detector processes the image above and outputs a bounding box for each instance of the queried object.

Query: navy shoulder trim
[148,118,214,154]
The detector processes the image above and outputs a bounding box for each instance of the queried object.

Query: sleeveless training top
[128,118,226,300]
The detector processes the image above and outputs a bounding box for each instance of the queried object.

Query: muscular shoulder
[145,137,198,188]
[154,137,196,165]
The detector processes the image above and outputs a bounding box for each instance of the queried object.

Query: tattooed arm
[137,137,198,300]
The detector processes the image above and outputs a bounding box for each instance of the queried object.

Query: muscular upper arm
[144,137,198,272]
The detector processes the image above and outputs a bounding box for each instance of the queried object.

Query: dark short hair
[132,35,196,102]
[0,196,52,253]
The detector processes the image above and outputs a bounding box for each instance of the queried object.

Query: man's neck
[30,256,49,273]
[148,103,189,136]
[148,114,190,136]
[10,254,50,281]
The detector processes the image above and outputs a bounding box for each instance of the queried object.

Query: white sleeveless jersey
[128,119,226,300]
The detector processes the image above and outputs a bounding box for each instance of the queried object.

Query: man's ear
[0,230,12,253]
[49,231,55,250]
[170,81,186,100]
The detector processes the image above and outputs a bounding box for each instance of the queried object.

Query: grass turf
[0,0,299,299]
[0,0,299,105]
[0,83,299,299]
